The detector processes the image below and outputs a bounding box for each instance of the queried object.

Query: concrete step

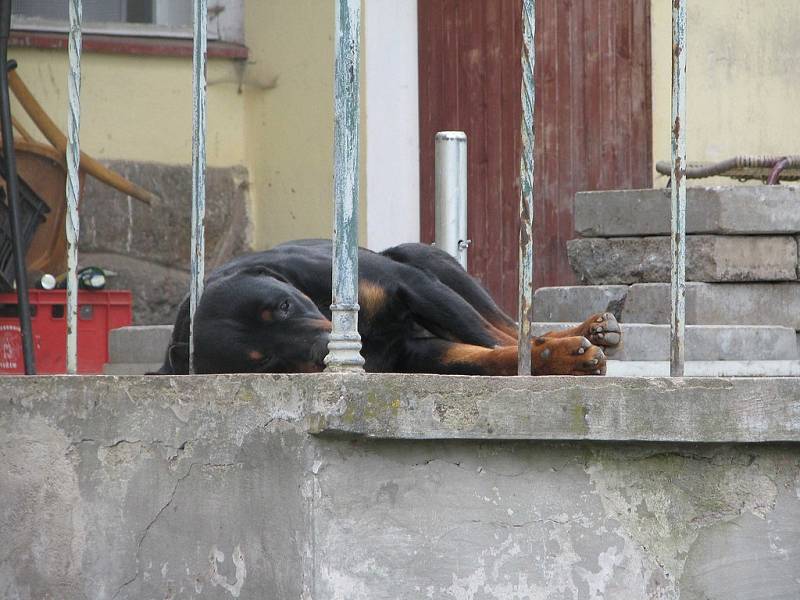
[606,360,800,377]
[108,325,172,364]
[567,235,797,284]
[534,283,800,329]
[533,323,798,361]
[624,282,800,329]
[533,285,628,323]
[103,362,164,376]
[575,186,800,237]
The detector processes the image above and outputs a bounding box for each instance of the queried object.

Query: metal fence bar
[434,131,469,269]
[189,0,207,374]
[324,0,365,372]
[0,1,35,373]
[517,0,535,375]
[65,0,82,374]
[670,0,687,377]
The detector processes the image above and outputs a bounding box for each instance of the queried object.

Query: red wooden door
[418,0,652,315]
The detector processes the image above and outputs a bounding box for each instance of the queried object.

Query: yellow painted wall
[651,0,800,186]
[241,1,366,249]
[10,49,246,167]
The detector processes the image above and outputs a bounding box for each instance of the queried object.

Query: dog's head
[191,266,332,374]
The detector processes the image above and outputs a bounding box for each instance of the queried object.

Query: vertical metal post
[65,0,82,374]
[434,131,469,270]
[670,0,687,377]
[517,0,535,375]
[324,0,364,372]
[0,1,35,373]
[189,0,207,374]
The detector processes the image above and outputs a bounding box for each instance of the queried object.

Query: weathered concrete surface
[2,374,800,599]
[79,161,251,324]
[534,323,798,361]
[575,186,800,237]
[623,282,800,329]
[533,285,628,322]
[567,235,798,284]
[108,325,172,365]
[607,360,800,377]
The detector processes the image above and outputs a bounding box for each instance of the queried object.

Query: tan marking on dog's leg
[359,281,388,319]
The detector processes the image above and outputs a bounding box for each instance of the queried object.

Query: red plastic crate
[0,289,132,374]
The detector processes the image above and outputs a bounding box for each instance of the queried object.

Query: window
[11,0,243,44]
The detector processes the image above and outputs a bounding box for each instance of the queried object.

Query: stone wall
[79,161,251,325]
[2,374,799,599]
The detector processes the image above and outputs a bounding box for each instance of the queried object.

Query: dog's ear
[168,342,190,373]
[241,265,290,283]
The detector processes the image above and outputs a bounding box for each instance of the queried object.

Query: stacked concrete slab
[535,186,800,374]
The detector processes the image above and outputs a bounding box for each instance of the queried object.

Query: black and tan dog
[156,239,621,375]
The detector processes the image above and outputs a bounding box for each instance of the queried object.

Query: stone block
[533,323,798,361]
[606,360,800,377]
[79,252,188,325]
[623,282,800,329]
[108,325,173,364]
[533,285,628,322]
[80,161,251,270]
[575,186,800,237]
[567,235,797,284]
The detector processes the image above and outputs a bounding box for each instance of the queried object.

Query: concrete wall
[651,0,800,186]
[2,374,799,599]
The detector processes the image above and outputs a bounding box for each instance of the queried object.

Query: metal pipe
[189,0,207,374]
[670,0,687,377]
[517,0,535,376]
[0,2,35,374]
[767,157,791,185]
[64,0,82,374]
[656,155,800,180]
[434,131,469,270]
[324,0,365,372]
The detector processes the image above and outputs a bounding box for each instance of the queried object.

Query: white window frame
[11,0,244,44]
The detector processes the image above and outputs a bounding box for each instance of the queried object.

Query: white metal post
[434,131,469,270]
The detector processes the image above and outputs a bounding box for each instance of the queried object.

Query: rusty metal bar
[434,131,469,270]
[670,0,687,377]
[324,0,365,372]
[65,0,82,374]
[517,0,535,375]
[189,0,207,374]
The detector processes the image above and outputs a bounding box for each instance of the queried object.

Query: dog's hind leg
[383,243,517,344]
[402,335,606,376]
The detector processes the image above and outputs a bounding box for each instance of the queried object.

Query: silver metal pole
[434,131,469,270]
[189,0,207,374]
[670,0,687,377]
[517,0,535,375]
[324,0,364,372]
[65,0,82,374]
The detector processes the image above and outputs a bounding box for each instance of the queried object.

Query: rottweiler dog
[156,239,621,375]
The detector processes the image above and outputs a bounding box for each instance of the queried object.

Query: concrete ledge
[607,360,800,377]
[3,373,800,598]
[5,373,796,444]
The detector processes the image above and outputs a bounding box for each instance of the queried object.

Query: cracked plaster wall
[1,375,799,599]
